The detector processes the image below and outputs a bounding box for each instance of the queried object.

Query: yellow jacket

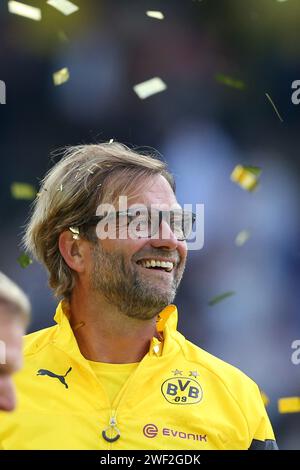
[0,301,277,450]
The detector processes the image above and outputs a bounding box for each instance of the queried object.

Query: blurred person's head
[24,142,188,320]
[0,272,30,411]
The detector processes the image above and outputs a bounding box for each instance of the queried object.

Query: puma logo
[37,367,72,389]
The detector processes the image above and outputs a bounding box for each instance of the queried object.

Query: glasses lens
[182,211,196,240]
[169,211,194,240]
[90,209,196,240]
[147,210,196,240]
[126,209,151,238]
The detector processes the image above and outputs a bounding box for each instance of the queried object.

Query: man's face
[89,174,188,320]
[0,304,24,411]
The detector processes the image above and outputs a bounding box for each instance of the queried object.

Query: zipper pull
[102,413,121,443]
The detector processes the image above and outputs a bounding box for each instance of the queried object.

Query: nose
[0,376,16,411]
[150,219,179,250]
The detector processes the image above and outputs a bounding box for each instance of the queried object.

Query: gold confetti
[260,390,270,407]
[215,74,246,90]
[133,77,167,100]
[265,93,283,122]
[243,166,262,177]
[8,1,41,21]
[278,397,300,414]
[208,291,235,306]
[235,229,251,247]
[53,67,70,86]
[146,10,164,20]
[17,253,33,269]
[47,0,79,16]
[69,226,79,235]
[86,163,100,175]
[69,226,80,240]
[11,182,36,200]
[230,165,262,192]
[58,30,69,43]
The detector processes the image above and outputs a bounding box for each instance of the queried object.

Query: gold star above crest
[189,370,199,378]
[172,369,183,376]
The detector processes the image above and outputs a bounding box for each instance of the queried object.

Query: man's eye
[170,215,183,226]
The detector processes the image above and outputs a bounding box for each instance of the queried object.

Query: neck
[69,289,159,364]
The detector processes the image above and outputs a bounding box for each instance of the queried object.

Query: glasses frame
[81,208,196,241]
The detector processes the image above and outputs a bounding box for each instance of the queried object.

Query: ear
[58,230,87,273]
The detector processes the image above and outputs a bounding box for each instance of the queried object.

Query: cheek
[178,242,188,266]
[99,238,147,258]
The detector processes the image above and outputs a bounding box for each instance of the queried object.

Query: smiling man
[0,142,277,449]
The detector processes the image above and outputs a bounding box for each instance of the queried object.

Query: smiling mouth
[136,259,175,273]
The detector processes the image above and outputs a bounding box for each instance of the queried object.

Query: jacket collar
[53,300,183,360]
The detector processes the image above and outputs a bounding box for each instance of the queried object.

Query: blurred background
[0,0,299,449]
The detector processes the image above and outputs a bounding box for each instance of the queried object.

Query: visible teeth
[139,259,174,271]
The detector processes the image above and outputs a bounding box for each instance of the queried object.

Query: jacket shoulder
[23,324,58,357]
[183,338,259,394]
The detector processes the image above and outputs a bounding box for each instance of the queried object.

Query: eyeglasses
[83,208,196,241]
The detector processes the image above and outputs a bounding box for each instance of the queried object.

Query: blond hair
[0,272,31,322]
[24,142,175,299]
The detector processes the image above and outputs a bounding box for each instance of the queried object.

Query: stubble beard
[90,244,184,320]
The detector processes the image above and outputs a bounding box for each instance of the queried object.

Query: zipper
[99,337,164,447]
[102,351,160,447]
[102,409,121,446]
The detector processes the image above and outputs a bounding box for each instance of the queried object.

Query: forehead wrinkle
[127,176,178,208]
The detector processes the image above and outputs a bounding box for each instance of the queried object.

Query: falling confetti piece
[260,390,270,407]
[208,291,235,306]
[265,93,283,122]
[69,226,79,234]
[47,0,79,16]
[17,253,33,269]
[243,166,262,177]
[278,397,300,414]
[0,80,6,104]
[146,10,164,20]
[215,74,246,90]
[69,226,80,239]
[109,139,114,144]
[11,182,36,200]
[230,165,262,192]
[53,67,70,86]
[86,163,100,175]
[133,77,167,100]
[235,229,251,247]
[58,30,69,43]
[8,1,41,21]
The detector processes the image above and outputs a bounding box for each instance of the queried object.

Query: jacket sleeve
[247,385,278,450]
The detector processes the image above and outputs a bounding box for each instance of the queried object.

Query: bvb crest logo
[161,370,203,405]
